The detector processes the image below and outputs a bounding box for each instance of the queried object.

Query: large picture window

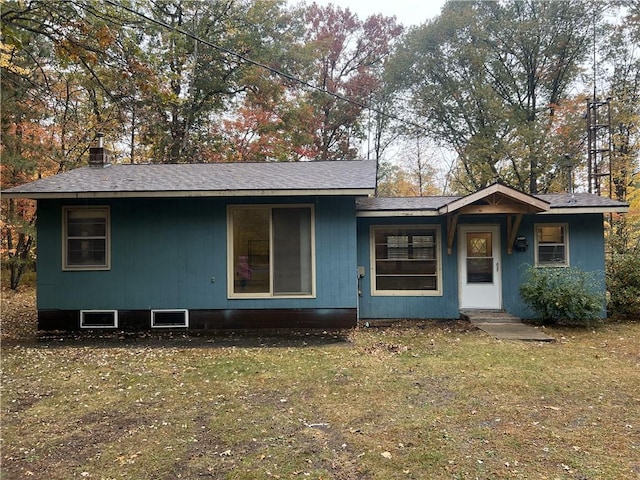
[228,205,314,297]
[535,224,569,266]
[63,207,110,270]
[371,226,441,295]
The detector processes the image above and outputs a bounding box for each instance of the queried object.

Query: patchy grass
[2,288,640,479]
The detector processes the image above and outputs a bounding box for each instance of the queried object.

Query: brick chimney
[89,132,111,168]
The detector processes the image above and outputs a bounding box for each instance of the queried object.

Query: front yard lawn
[2,287,639,479]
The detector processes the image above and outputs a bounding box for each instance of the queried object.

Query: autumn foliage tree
[1,26,49,288]
[388,0,595,194]
[297,4,403,160]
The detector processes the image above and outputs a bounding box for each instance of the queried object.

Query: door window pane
[467,232,491,257]
[466,232,493,283]
[467,258,493,283]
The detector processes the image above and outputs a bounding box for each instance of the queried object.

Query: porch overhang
[441,183,550,255]
[438,183,550,215]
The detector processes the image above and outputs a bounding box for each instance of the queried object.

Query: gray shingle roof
[4,160,629,215]
[357,196,456,211]
[536,192,628,209]
[357,192,629,214]
[2,160,377,198]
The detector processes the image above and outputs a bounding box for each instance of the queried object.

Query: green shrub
[606,251,640,319]
[519,266,605,326]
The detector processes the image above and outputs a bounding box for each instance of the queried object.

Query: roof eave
[356,209,441,217]
[542,206,630,214]
[356,205,630,217]
[2,187,376,200]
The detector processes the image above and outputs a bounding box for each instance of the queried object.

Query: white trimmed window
[535,224,569,266]
[63,206,110,270]
[228,205,315,298]
[371,226,442,296]
[151,309,189,328]
[80,310,118,328]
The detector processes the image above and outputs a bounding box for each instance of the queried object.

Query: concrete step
[460,310,521,324]
[460,309,554,342]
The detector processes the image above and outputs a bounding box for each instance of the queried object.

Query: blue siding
[37,196,358,312]
[357,214,607,320]
[502,214,606,318]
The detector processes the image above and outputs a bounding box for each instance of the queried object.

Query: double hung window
[228,205,314,297]
[535,224,569,266]
[63,207,110,270]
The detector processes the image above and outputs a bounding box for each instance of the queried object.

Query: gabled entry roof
[437,183,549,215]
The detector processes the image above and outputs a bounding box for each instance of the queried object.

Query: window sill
[228,294,316,300]
[63,266,111,271]
[372,290,442,297]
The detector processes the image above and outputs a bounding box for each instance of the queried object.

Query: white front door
[458,225,502,310]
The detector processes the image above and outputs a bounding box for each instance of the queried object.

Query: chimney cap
[89,133,111,168]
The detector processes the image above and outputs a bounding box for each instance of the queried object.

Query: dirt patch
[359,318,478,333]
[3,382,55,413]
[2,410,153,480]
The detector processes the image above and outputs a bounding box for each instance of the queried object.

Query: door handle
[496,261,499,272]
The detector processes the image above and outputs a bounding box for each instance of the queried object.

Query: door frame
[458,224,502,310]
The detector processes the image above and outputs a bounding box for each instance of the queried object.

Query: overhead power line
[97,0,428,133]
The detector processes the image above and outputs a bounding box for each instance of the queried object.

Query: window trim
[370,225,443,296]
[534,223,570,267]
[62,206,111,271]
[80,310,118,329]
[151,309,189,328]
[227,204,316,299]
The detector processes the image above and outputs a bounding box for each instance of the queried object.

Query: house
[2,151,629,330]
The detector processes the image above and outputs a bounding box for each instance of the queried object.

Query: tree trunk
[7,231,33,290]
[5,200,35,290]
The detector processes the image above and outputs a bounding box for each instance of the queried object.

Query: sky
[298,0,447,26]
